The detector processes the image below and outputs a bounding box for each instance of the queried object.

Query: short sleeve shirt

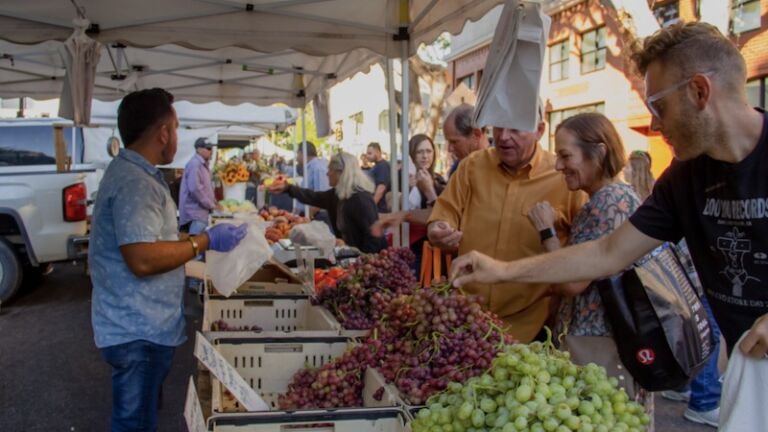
[429,147,587,342]
[556,182,641,337]
[630,109,768,349]
[372,160,391,212]
[89,149,186,349]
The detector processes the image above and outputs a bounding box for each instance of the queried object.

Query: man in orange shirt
[428,115,586,342]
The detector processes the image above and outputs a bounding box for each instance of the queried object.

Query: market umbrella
[472,0,549,132]
[57,17,101,126]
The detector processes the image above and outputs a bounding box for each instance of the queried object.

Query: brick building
[446,0,768,177]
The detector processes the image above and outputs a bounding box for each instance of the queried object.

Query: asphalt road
[0,264,713,431]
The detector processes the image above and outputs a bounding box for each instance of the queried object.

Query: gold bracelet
[188,236,200,256]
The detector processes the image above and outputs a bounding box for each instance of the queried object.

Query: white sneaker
[683,407,719,428]
[660,390,691,402]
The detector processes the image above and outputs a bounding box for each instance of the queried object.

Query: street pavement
[0,264,713,431]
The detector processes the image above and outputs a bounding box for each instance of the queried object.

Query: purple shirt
[179,154,216,225]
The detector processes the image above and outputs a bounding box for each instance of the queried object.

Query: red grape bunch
[314,247,417,329]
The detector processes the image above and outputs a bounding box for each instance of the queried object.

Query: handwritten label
[184,377,207,432]
[194,332,270,411]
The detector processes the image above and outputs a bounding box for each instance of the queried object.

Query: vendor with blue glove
[88,88,248,432]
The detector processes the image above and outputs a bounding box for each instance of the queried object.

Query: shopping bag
[289,221,336,260]
[719,331,768,431]
[206,222,273,297]
[595,244,715,391]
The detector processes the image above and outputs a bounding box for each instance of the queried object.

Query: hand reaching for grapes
[740,313,768,358]
[451,250,509,288]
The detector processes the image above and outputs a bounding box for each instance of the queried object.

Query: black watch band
[539,227,556,242]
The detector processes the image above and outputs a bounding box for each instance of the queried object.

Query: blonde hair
[627,151,655,201]
[330,152,374,200]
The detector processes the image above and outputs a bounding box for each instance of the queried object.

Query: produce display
[313,247,417,329]
[210,319,262,332]
[278,281,511,409]
[313,267,348,294]
[218,199,257,214]
[411,332,650,432]
[259,207,309,244]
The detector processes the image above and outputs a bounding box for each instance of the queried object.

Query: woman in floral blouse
[526,112,653,425]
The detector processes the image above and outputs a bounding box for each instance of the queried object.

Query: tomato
[328,267,345,279]
[314,269,325,282]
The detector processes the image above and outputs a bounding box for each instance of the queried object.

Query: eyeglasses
[645,71,714,119]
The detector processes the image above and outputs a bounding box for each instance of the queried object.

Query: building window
[334,120,343,141]
[732,0,761,34]
[653,1,680,28]
[746,77,768,108]
[549,39,569,82]
[548,103,605,151]
[458,74,474,90]
[377,110,401,132]
[350,112,364,136]
[580,27,607,74]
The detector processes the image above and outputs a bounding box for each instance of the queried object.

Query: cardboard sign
[184,377,207,432]
[194,332,270,411]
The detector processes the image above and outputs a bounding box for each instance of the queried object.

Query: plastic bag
[719,331,768,431]
[289,221,336,260]
[596,244,715,391]
[206,222,273,297]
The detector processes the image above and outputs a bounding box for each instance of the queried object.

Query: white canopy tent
[0,0,508,245]
[0,39,379,108]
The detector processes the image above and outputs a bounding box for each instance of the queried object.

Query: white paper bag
[206,222,273,297]
[289,221,336,260]
[473,0,550,132]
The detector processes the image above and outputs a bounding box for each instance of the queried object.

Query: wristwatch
[188,236,200,256]
[539,227,556,243]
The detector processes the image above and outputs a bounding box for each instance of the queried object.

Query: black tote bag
[595,244,716,391]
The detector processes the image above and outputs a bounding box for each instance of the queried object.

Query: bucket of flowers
[214,157,250,201]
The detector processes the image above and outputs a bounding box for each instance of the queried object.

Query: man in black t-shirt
[366,142,391,213]
[451,23,768,363]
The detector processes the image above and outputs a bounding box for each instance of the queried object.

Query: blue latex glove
[207,223,248,252]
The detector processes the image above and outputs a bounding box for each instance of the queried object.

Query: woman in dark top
[268,152,386,253]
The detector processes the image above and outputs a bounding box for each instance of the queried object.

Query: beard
[671,101,718,161]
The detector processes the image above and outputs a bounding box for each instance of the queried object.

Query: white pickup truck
[0,119,91,302]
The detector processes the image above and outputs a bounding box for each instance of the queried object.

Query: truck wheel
[0,240,22,303]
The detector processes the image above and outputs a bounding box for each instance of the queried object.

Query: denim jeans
[687,293,722,412]
[100,340,175,432]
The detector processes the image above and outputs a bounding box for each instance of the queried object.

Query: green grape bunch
[412,330,650,432]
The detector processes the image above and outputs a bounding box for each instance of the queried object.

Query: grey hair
[330,152,374,200]
[449,103,477,137]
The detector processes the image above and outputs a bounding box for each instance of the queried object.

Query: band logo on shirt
[702,197,768,220]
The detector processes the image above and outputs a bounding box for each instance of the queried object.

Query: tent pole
[399,48,410,247]
[301,97,308,215]
[292,123,298,212]
[385,58,401,247]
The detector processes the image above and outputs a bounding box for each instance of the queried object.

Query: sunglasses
[645,70,714,119]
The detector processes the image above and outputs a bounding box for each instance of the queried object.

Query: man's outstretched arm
[451,221,663,286]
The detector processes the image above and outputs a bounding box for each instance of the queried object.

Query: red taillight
[63,183,87,222]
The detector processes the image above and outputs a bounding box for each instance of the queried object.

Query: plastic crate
[202,295,341,334]
[208,407,409,432]
[208,335,401,413]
